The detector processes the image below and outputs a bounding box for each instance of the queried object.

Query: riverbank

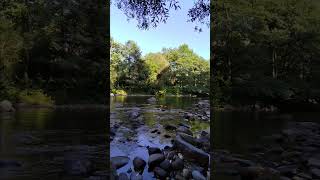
[214,121,320,180]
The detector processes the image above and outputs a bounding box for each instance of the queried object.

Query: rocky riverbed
[214,121,320,180]
[110,97,210,179]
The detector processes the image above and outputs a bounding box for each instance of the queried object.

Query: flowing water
[110,96,210,179]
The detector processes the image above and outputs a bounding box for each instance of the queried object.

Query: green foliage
[0,0,107,104]
[110,38,210,96]
[112,89,127,96]
[155,89,166,97]
[18,89,54,106]
[213,0,320,105]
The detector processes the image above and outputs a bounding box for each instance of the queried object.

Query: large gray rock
[147,97,157,104]
[0,100,14,112]
[148,153,165,167]
[178,132,202,147]
[174,135,209,166]
[110,156,130,169]
[177,126,193,136]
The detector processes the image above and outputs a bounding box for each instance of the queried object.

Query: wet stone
[172,158,184,170]
[110,156,129,169]
[147,147,162,155]
[148,153,165,168]
[154,167,168,179]
[133,157,146,172]
[159,159,171,171]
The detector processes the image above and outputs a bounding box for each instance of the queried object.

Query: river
[110,96,210,179]
[0,108,107,179]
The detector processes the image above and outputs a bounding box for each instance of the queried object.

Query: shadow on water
[0,108,107,179]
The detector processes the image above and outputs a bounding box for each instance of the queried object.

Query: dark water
[213,111,320,180]
[0,108,107,179]
[213,111,320,154]
[110,96,210,179]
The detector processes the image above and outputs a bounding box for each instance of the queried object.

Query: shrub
[18,89,55,106]
[156,89,166,97]
[113,89,127,96]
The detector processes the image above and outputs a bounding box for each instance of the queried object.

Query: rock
[147,146,162,155]
[128,108,140,119]
[147,97,157,104]
[166,151,176,160]
[178,122,191,129]
[164,134,171,138]
[64,154,93,176]
[277,165,297,177]
[174,135,209,166]
[0,100,15,112]
[182,169,192,179]
[164,124,177,130]
[178,132,201,147]
[311,168,320,178]
[148,153,165,168]
[192,170,206,180]
[110,156,129,169]
[159,159,171,171]
[0,160,21,168]
[118,173,129,180]
[130,172,143,180]
[172,158,184,170]
[177,126,193,136]
[133,157,146,172]
[308,158,320,168]
[183,113,193,119]
[154,167,168,179]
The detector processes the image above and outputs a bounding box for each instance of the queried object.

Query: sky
[110,1,210,60]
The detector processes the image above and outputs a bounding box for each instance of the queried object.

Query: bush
[112,89,127,96]
[155,89,166,97]
[18,89,55,106]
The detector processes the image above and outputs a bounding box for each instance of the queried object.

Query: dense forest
[213,0,320,109]
[110,38,210,96]
[0,0,107,104]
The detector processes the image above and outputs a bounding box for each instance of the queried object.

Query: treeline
[111,38,210,96]
[213,0,320,107]
[0,0,107,104]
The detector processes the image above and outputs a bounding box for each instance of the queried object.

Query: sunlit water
[110,96,210,179]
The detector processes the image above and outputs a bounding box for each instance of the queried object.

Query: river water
[110,96,210,179]
[0,108,107,180]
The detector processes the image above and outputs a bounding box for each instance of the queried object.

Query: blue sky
[111,1,210,60]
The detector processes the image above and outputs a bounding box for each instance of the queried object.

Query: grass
[18,89,55,106]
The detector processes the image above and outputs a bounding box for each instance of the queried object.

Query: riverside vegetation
[110,38,210,96]
[0,0,107,106]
